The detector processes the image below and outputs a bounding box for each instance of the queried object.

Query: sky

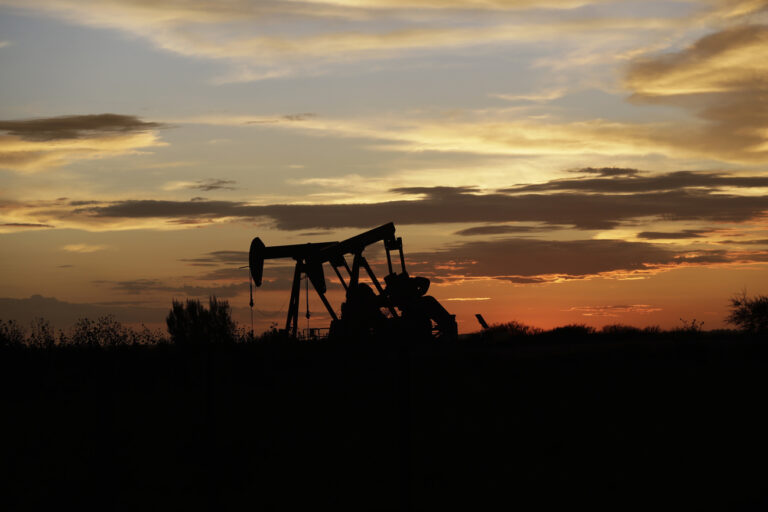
[1,0,768,334]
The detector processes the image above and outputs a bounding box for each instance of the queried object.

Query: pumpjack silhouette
[249,222,458,341]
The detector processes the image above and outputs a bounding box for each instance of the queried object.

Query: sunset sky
[2,0,768,333]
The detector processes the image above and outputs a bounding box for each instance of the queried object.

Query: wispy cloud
[625,21,768,158]
[454,224,556,236]
[501,169,768,193]
[566,304,663,316]
[637,229,709,240]
[491,88,567,103]
[2,0,681,81]
[97,278,246,298]
[6,170,768,233]
[291,0,611,9]
[0,113,161,141]
[163,179,238,192]
[61,243,108,253]
[175,107,768,163]
[0,114,165,172]
[408,238,768,284]
[1,222,53,229]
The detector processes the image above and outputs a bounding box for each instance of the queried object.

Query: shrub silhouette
[676,317,704,333]
[166,296,236,346]
[28,317,56,348]
[69,315,131,347]
[481,320,541,342]
[0,319,25,348]
[727,291,768,333]
[601,324,643,336]
[549,324,595,337]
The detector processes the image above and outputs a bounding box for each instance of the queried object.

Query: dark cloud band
[0,114,162,141]
[74,180,768,231]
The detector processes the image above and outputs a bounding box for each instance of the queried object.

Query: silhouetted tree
[166,296,236,346]
[727,291,768,333]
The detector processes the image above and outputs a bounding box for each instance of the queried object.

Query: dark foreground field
[3,331,768,510]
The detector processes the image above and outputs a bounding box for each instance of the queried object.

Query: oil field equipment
[249,222,458,341]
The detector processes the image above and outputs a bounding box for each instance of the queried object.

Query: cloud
[711,0,768,19]
[625,23,768,160]
[408,238,680,282]
[293,0,609,8]
[164,179,238,192]
[721,238,768,245]
[282,113,316,121]
[0,114,165,172]
[100,278,246,298]
[3,0,676,83]
[454,224,554,236]
[191,179,237,191]
[61,243,107,253]
[179,250,249,266]
[573,167,641,177]
[177,249,302,289]
[501,169,768,193]
[566,304,662,316]
[6,169,768,233]
[0,113,161,141]
[0,222,53,229]
[407,237,765,284]
[195,267,253,281]
[636,229,708,240]
[491,88,567,103]
[178,108,768,163]
[626,24,768,97]
[72,178,768,231]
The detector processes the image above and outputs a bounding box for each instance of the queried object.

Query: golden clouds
[61,243,107,253]
[197,110,764,163]
[626,25,768,96]
[291,0,606,9]
[712,0,768,19]
[0,114,165,172]
[626,23,768,163]
[1,0,677,82]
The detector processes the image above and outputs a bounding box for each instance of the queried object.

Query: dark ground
[3,332,768,510]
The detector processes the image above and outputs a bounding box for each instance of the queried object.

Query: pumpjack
[249,222,458,341]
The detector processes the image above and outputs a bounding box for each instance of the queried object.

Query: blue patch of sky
[0,11,230,118]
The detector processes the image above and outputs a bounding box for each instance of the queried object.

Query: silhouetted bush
[548,324,596,337]
[2,316,169,348]
[727,291,768,333]
[28,317,56,348]
[127,324,168,346]
[601,324,643,336]
[0,319,25,348]
[166,296,236,346]
[482,321,541,341]
[674,317,705,334]
[642,325,662,335]
[68,315,130,347]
